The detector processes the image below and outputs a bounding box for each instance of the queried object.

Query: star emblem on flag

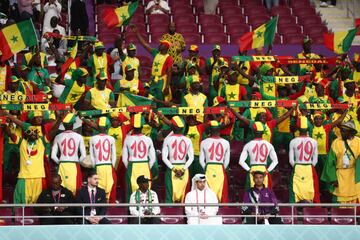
[10,35,18,43]
[154,61,160,67]
[187,133,196,139]
[266,84,273,92]
[70,93,79,100]
[228,92,236,100]
[112,133,119,140]
[315,132,323,140]
[256,31,263,38]
[121,14,127,21]
[337,43,342,48]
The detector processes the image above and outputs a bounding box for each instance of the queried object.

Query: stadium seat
[330,208,355,225]
[174,15,196,25]
[274,189,289,203]
[170,0,191,9]
[302,207,329,224]
[279,207,298,224]
[0,207,13,225]
[160,207,185,224]
[200,24,224,34]
[140,67,152,80]
[137,56,153,68]
[270,6,292,16]
[218,207,242,224]
[241,0,263,6]
[298,15,322,25]
[148,14,170,25]
[244,7,268,17]
[248,16,271,28]
[230,34,243,44]
[219,0,239,8]
[277,16,297,26]
[198,14,222,25]
[176,23,198,34]
[108,207,129,224]
[292,7,317,18]
[311,35,324,45]
[125,33,148,44]
[150,33,164,43]
[182,33,202,44]
[172,6,193,15]
[223,15,246,25]
[228,167,246,186]
[149,25,168,35]
[283,34,305,44]
[304,25,328,35]
[278,25,302,35]
[289,0,311,8]
[220,6,242,16]
[14,208,38,225]
[226,23,250,35]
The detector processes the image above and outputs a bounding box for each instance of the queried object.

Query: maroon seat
[108,207,128,224]
[201,24,224,34]
[270,6,292,16]
[160,207,185,224]
[218,207,242,224]
[183,33,202,44]
[311,35,324,44]
[174,15,196,25]
[283,34,305,44]
[304,25,328,35]
[172,6,193,15]
[241,0,263,6]
[278,16,297,25]
[129,15,145,24]
[148,14,170,25]
[228,168,246,186]
[230,34,244,44]
[223,15,246,25]
[149,25,168,35]
[150,33,164,43]
[14,207,39,225]
[192,0,205,13]
[125,33,148,44]
[279,207,298,224]
[293,7,317,17]
[298,15,322,25]
[274,189,289,203]
[274,34,282,44]
[170,0,191,8]
[248,15,270,26]
[203,33,228,44]
[226,23,250,35]
[278,25,302,35]
[0,207,14,225]
[176,23,198,34]
[330,208,355,225]
[219,0,239,8]
[302,207,329,224]
[140,67,152,81]
[198,14,221,25]
[290,0,311,7]
[245,7,268,17]
[220,6,242,16]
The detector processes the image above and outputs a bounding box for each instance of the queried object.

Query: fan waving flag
[239,16,278,52]
[61,42,80,80]
[0,19,37,61]
[103,0,139,29]
[323,28,358,54]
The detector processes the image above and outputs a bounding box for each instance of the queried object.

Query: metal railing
[342,0,358,21]
[0,203,359,225]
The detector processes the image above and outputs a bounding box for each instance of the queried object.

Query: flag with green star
[323,27,358,54]
[239,16,278,52]
[103,0,139,29]
[0,19,37,61]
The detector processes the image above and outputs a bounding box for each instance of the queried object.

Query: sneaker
[320,2,328,7]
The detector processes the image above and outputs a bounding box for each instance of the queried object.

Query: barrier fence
[0,203,359,225]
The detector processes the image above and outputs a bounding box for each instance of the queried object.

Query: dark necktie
[91,190,95,204]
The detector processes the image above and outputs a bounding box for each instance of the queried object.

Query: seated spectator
[43,16,66,37]
[35,174,75,225]
[145,0,170,15]
[129,175,160,224]
[242,171,282,224]
[185,174,222,225]
[76,172,111,224]
[43,0,62,34]
[203,0,218,14]
[264,0,279,11]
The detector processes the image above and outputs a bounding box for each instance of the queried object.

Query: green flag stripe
[342,28,358,53]
[17,20,37,47]
[123,0,139,26]
[264,17,278,47]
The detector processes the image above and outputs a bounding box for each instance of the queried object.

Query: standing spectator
[43,0,62,34]
[242,171,282,224]
[264,0,279,11]
[129,175,160,224]
[321,120,360,203]
[160,22,186,65]
[35,174,75,225]
[70,0,89,35]
[203,0,218,14]
[18,0,34,20]
[76,172,111,224]
[145,0,170,15]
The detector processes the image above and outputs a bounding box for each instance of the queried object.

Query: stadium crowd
[0,0,359,225]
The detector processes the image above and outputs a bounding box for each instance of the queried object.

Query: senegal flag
[61,41,80,79]
[0,19,37,61]
[323,28,358,54]
[103,0,139,29]
[117,92,153,107]
[239,16,278,52]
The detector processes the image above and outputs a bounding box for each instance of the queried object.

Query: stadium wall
[0,225,359,240]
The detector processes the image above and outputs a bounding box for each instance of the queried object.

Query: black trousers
[129,217,161,224]
[245,216,283,224]
[85,217,111,224]
[321,0,336,5]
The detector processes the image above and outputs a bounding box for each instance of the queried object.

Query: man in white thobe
[184,174,222,225]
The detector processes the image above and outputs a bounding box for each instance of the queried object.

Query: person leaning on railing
[242,171,283,225]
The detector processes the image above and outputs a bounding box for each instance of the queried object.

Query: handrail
[0,203,359,225]
[344,0,356,21]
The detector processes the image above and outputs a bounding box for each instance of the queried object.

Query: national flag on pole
[239,16,278,52]
[61,42,80,79]
[103,0,139,29]
[323,28,358,54]
[0,19,37,61]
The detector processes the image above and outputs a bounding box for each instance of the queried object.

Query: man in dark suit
[76,171,111,224]
[35,174,75,225]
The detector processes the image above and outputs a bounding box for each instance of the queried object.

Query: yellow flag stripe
[3,24,26,54]
[252,24,266,49]
[333,31,348,54]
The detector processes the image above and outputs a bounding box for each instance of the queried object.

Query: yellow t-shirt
[18,138,46,178]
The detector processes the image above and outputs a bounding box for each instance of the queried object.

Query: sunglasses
[26,128,38,135]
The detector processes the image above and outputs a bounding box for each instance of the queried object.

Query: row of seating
[0,206,357,225]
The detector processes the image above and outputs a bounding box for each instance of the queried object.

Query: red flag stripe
[239,31,254,52]
[0,31,13,62]
[103,8,121,29]
[323,33,335,52]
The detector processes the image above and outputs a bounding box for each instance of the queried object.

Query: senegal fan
[289,116,320,203]
[199,121,230,203]
[122,113,156,202]
[162,116,194,203]
[239,121,278,189]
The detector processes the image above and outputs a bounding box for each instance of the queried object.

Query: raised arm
[228,107,250,126]
[51,135,60,164]
[275,106,295,125]
[329,109,348,128]
[129,25,152,54]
